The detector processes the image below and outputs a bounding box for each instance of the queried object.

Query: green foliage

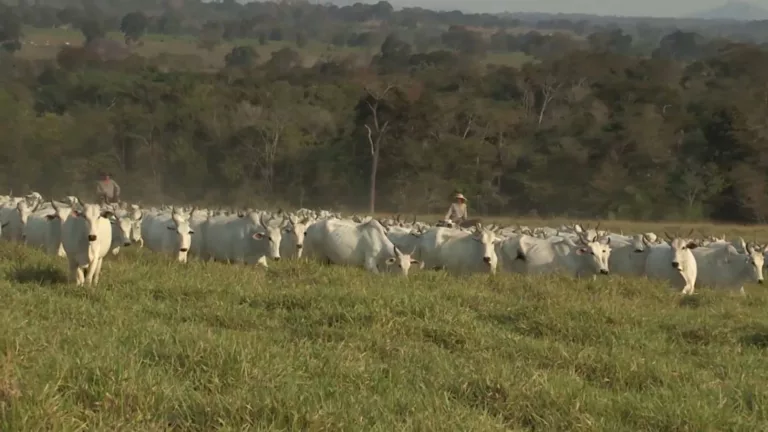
[120,11,148,44]
[79,18,105,43]
[197,21,222,52]
[224,45,259,69]
[0,5,22,53]
[4,2,768,220]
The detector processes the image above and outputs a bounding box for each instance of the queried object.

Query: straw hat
[454,193,467,201]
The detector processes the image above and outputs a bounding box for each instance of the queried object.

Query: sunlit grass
[0,224,766,430]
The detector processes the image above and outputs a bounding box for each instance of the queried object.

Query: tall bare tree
[363,84,395,213]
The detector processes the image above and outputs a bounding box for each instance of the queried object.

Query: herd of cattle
[0,192,764,294]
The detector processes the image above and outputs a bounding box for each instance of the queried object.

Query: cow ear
[410,259,420,265]
[252,232,265,240]
[576,248,588,255]
[686,242,698,249]
[72,211,81,217]
[44,214,57,220]
[167,226,175,231]
[101,211,114,219]
[385,257,396,264]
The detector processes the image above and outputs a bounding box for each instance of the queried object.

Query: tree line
[1,1,768,222]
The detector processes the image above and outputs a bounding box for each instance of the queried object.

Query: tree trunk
[369,149,379,213]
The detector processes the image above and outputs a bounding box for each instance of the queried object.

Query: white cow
[109,213,143,256]
[692,242,766,293]
[386,225,425,266]
[0,200,41,242]
[644,233,698,295]
[141,208,195,263]
[201,212,286,266]
[303,219,418,275]
[24,201,73,257]
[432,224,498,275]
[61,201,114,286]
[412,227,468,270]
[188,210,209,258]
[508,233,611,277]
[608,234,653,277]
[280,215,313,259]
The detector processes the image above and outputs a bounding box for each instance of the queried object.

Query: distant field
[0,216,768,429]
[19,27,536,70]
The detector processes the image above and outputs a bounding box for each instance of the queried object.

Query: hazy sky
[387,0,766,18]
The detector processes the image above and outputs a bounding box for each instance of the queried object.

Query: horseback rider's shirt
[96,179,121,202]
[445,203,468,222]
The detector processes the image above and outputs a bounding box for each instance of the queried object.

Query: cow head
[576,232,612,275]
[128,211,143,245]
[285,215,312,258]
[113,216,134,247]
[739,240,765,285]
[385,246,420,276]
[409,225,426,237]
[664,230,698,275]
[633,234,653,253]
[71,199,114,243]
[472,223,498,273]
[167,207,195,261]
[252,213,287,261]
[45,200,73,224]
[17,199,41,241]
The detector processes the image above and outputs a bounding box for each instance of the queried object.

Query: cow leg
[91,257,105,285]
[73,265,85,286]
[85,260,99,285]
[364,257,379,274]
[68,261,80,285]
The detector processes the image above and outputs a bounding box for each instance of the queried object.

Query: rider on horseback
[96,171,121,205]
[444,192,468,225]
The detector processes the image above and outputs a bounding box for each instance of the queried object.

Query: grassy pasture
[0,217,767,430]
[18,27,536,70]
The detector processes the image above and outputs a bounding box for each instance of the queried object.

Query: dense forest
[2,0,768,222]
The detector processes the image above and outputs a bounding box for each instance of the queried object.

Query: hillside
[690,1,768,20]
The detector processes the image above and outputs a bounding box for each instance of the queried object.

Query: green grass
[0,232,768,430]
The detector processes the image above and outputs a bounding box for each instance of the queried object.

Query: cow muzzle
[296,244,303,249]
[759,280,764,285]
[88,234,97,242]
[273,257,281,261]
[179,248,189,252]
[482,256,491,264]
[123,242,131,247]
[600,269,609,275]
[671,262,680,269]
